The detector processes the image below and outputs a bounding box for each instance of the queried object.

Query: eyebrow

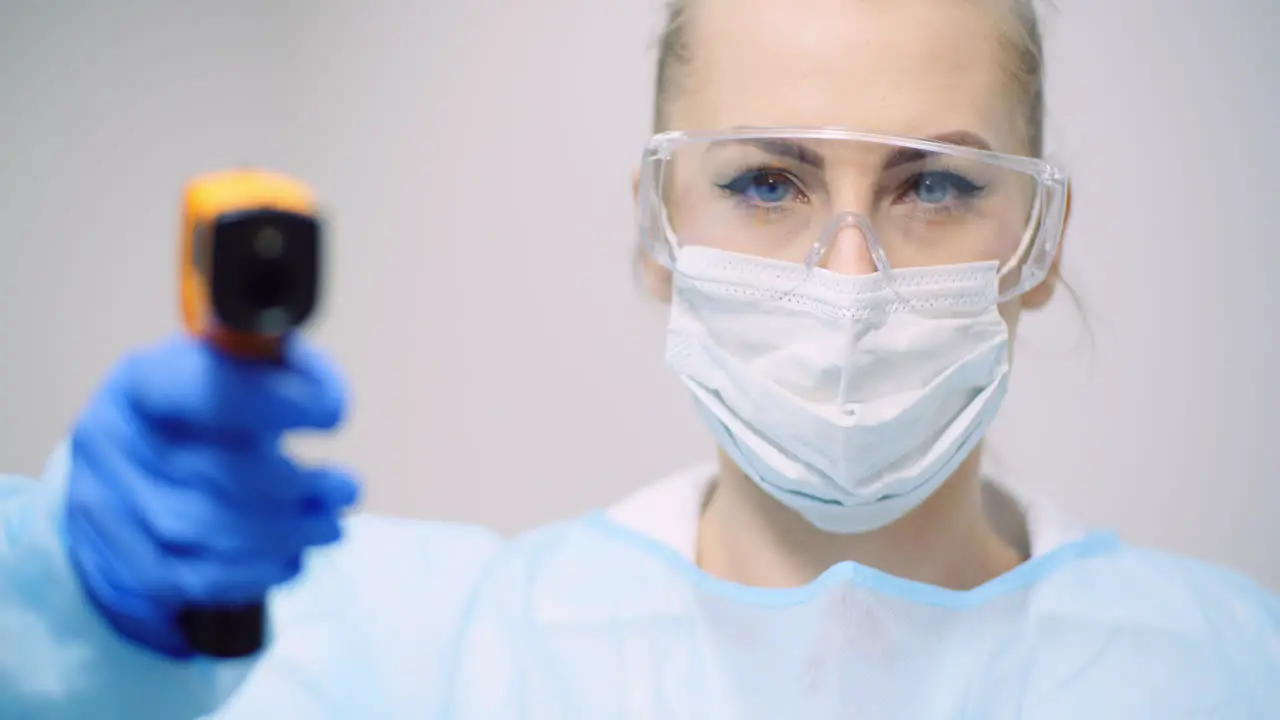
[883,131,993,171]
[715,138,827,170]
[709,131,994,172]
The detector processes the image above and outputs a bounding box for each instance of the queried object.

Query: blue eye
[718,170,803,205]
[908,171,983,205]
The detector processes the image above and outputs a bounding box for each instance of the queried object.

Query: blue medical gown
[3,446,1279,719]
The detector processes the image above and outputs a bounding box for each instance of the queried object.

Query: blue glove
[63,335,359,658]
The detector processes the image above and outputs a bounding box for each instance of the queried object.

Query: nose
[816,217,879,276]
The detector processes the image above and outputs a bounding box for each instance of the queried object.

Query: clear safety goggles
[637,127,1070,301]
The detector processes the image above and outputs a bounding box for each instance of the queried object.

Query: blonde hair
[651,0,1048,157]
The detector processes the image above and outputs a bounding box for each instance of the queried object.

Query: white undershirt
[605,462,1088,564]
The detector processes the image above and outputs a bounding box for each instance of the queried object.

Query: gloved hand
[63,335,359,658]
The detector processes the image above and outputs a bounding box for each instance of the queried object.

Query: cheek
[665,175,741,252]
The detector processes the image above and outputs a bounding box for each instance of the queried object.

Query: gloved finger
[130,419,361,527]
[298,467,361,514]
[117,335,346,437]
[67,487,208,657]
[70,447,311,608]
[86,390,311,509]
[132,477,345,557]
[155,496,344,558]
[79,414,346,556]
[169,553,305,605]
[279,334,348,429]
[130,421,331,510]
[66,443,175,602]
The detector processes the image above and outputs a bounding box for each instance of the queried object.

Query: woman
[3,0,1277,717]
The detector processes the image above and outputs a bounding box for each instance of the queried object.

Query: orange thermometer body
[177,169,323,657]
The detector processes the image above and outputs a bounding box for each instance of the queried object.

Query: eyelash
[716,166,987,216]
[895,170,986,216]
[716,167,808,215]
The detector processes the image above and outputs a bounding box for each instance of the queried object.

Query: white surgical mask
[665,246,1011,534]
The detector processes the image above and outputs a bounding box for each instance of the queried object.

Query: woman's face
[651,0,1058,326]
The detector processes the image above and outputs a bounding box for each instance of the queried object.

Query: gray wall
[2,1,1278,589]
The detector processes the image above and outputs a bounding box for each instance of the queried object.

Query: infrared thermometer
[176,168,322,657]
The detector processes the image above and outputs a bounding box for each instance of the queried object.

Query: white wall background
[1,1,1277,590]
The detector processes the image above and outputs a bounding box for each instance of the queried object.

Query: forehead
[675,0,1020,151]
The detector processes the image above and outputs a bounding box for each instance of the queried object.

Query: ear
[633,166,674,302]
[1020,184,1072,311]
